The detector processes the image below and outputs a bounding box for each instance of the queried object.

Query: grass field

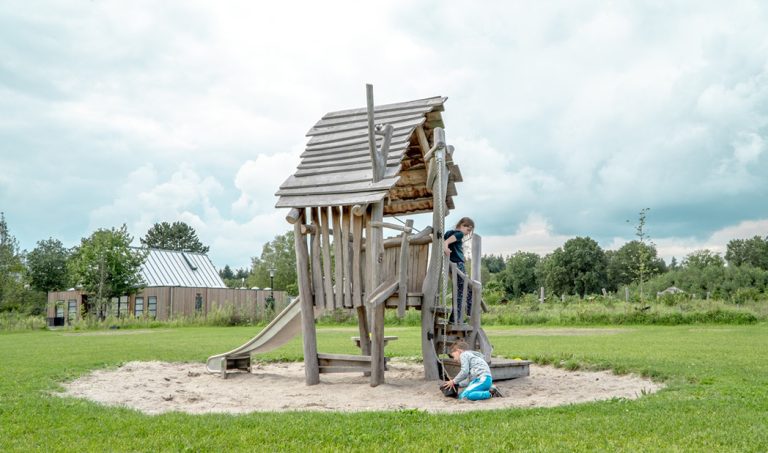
[1,324,766,452]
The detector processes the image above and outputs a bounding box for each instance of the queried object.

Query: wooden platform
[439,357,531,381]
[317,353,389,374]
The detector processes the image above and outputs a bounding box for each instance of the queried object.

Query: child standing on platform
[443,217,474,323]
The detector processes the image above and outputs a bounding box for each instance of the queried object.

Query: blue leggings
[458,374,492,401]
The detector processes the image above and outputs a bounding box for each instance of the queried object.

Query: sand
[57,360,663,414]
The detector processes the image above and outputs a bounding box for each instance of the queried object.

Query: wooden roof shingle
[275,96,459,215]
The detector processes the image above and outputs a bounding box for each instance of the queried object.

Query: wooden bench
[351,335,399,349]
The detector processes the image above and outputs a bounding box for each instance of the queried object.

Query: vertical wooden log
[369,201,385,387]
[471,233,482,285]
[310,208,326,310]
[352,212,364,308]
[356,305,371,360]
[293,209,319,385]
[469,281,482,351]
[332,207,344,309]
[320,207,334,309]
[341,207,353,309]
[397,219,413,318]
[451,263,459,324]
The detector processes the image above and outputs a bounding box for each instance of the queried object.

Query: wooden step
[317,353,389,374]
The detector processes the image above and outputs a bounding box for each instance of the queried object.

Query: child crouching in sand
[441,341,503,401]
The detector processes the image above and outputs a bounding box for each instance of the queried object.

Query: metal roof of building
[275,96,461,215]
[140,249,226,288]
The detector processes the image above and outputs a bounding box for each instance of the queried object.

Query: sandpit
[57,360,663,414]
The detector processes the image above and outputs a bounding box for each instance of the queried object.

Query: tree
[249,231,298,296]
[140,221,210,254]
[0,212,26,312]
[606,240,666,291]
[537,237,607,298]
[682,249,725,269]
[219,264,235,280]
[725,236,768,270]
[69,225,147,318]
[482,255,506,274]
[27,238,72,292]
[499,252,540,298]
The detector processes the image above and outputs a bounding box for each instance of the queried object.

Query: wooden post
[539,287,545,303]
[341,207,353,309]
[420,129,448,381]
[331,207,345,309]
[625,286,629,302]
[352,212,364,308]
[366,84,384,182]
[368,201,386,386]
[310,208,326,309]
[397,219,413,318]
[293,209,319,385]
[320,207,334,309]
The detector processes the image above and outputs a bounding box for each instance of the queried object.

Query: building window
[148,296,157,318]
[195,293,203,313]
[55,300,65,318]
[112,296,129,318]
[67,300,77,320]
[134,297,144,317]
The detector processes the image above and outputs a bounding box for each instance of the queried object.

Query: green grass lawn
[1,324,767,452]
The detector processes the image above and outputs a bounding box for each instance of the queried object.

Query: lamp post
[268,268,276,310]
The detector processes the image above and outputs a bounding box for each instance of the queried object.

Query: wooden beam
[285,208,301,224]
[352,212,364,308]
[320,207,335,309]
[310,208,326,310]
[398,219,413,318]
[367,278,399,307]
[369,201,386,387]
[341,206,353,309]
[369,221,413,233]
[332,207,344,309]
[367,84,383,183]
[293,209,319,385]
[415,125,430,156]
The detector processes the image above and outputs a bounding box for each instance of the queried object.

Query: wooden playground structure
[208,85,529,385]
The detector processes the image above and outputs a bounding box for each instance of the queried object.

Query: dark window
[55,300,65,318]
[148,296,157,318]
[67,300,77,320]
[195,293,203,312]
[134,297,144,317]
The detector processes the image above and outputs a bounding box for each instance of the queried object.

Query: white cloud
[481,213,572,257]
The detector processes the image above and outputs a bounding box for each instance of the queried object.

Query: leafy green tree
[500,251,540,298]
[26,238,72,292]
[606,240,666,291]
[682,249,725,268]
[725,236,768,270]
[140,221,210,254]
[249,231,297,296]
[482,255,506,274]
[69,225,147,318]
[0,212,27,312]
[537,237,607,298]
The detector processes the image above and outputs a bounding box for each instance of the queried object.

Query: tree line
[482,235,768,303]
[0,215,212,317]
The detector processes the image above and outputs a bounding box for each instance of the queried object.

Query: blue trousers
[458,374,493,401]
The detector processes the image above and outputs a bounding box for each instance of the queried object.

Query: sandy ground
[57,360,663,414]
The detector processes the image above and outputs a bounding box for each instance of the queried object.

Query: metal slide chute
[205,297,322,374]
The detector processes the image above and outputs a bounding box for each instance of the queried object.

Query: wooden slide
[205,297,322,374]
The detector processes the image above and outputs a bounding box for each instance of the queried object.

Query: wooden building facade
[47,249,287,325]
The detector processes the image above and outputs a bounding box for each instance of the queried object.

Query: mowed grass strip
[0,324,766,451]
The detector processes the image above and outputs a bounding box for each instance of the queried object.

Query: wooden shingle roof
[275,96,461,216]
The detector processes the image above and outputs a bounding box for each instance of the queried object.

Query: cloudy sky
[1,1,767,270]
